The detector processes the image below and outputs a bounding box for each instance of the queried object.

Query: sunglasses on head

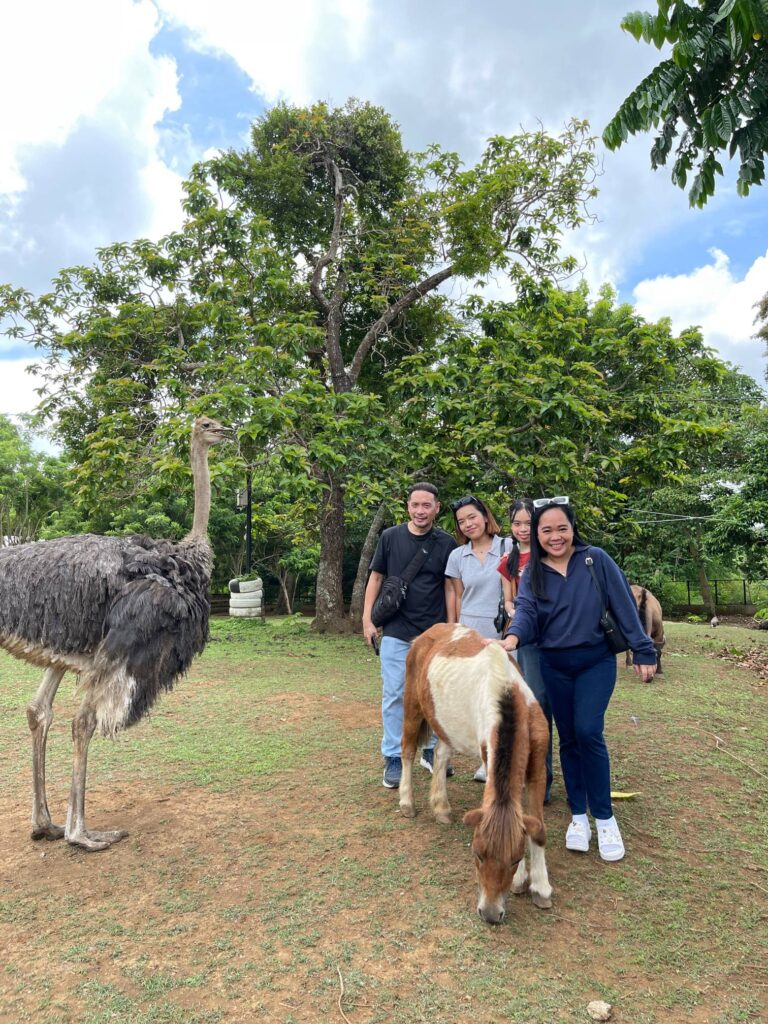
[451,495,484,512]
[532,495,570,510]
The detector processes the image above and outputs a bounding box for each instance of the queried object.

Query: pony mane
[478,690,526,861]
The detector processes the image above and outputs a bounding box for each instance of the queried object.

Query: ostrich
[0,416,227,851]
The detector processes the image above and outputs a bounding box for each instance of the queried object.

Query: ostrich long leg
[27,666,66,840]
[65,700,128,851]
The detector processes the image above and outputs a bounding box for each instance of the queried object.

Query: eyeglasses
[532,496,570,510]
[451,495,483,512]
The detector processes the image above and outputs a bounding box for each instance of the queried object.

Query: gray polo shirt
[445,534,511,639]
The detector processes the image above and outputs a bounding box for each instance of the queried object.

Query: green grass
[0,617,766,1024]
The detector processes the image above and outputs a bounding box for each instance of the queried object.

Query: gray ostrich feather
[0,415,227,851]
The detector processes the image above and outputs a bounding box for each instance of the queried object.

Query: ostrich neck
[186,440,211,540]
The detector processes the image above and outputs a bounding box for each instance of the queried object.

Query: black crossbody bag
[585,549,630,655]
[371,532,438,628]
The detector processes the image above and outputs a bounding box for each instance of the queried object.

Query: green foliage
[604,0,768,205]
[754,605,768,619]
[389,284,739,534]
[0,415,69,542]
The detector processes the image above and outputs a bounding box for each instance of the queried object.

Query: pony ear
[463,808,484,828]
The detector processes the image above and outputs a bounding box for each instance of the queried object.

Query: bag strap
[584,548,608,617]
[400,530,438,586]
[499,537,511,599]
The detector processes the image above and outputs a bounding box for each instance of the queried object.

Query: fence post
[687,580,691,606]
[714,580,718,606]
[744,579,747,605]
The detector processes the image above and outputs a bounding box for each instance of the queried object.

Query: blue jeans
[380,635,435,758]
[539,643,617,819]
[518,645,553,799]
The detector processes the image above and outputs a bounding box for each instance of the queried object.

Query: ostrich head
[193,416,228,447]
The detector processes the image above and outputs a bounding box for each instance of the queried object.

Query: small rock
[587,1001,612,1021]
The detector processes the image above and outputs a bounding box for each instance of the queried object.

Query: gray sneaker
[382,756,402,789]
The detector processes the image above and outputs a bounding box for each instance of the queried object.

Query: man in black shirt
[363,483,456,788]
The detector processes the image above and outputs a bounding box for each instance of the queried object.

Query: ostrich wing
[0,535,128,655]
[97,541,211,728]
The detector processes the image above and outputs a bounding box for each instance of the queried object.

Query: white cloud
[155,0,372,104]
[0,0,183,292]
[0,359,44,416]
[632,248,768,380]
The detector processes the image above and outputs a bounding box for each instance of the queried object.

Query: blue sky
[1,0,767,420]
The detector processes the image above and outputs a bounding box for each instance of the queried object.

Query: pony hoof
[399,804,416,818]
[532,893,552,909]
[512,879,530,896]
[434,812,452,825]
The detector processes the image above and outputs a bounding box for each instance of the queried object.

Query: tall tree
[604,0,768,206]
[195,100,599,629]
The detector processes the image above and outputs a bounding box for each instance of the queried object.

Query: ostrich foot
[31,823,65,841]
[67,828,128,852]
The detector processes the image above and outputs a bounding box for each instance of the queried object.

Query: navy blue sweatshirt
[509,544,658,665]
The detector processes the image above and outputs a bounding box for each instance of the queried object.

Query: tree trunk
[313,476,350,633]
[348,503,388,630]
[276,570,296,614]
[690,537,716,617]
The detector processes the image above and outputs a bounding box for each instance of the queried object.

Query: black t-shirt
[370,524,456,641]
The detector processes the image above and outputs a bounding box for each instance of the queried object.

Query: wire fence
[666,579,768,610]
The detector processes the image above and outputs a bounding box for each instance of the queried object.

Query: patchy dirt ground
[1,624,766,1024]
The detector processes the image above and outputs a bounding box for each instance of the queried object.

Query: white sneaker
[473,763,487,783]
[597,822,625,862]
[565,819,591,852]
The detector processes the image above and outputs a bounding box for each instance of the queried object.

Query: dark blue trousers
[539,643,617,819]
[517,645,553,800]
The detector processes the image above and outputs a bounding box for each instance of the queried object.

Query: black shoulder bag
[371,532,438,628]
[585,549,630,655]
[493,537,512,636]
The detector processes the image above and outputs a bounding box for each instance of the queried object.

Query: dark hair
[527,501,585,599]
[451,496,500,544]
[505,499,534,580]
[407,481,439,500]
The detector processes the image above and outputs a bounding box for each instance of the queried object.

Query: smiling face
[537,507,575,561]
[407,489,440,533]
[455,502,489,543]
[509,507,531,548]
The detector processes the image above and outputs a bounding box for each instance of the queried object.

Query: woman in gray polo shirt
[445,495,510,639]
[445,495,511,782]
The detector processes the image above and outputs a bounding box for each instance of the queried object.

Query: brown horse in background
[628,584,666,676]
[399,624,552,924]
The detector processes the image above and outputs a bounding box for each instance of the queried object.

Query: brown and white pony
[399,623,552,924]
[627,585,666,676]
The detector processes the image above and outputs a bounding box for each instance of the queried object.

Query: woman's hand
[482,634,519,653]
[634,662,656,683]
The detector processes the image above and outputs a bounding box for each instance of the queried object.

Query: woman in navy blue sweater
[495,498,657,862]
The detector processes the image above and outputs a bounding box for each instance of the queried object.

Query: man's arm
[362,570,384,647]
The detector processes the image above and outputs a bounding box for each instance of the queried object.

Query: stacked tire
[229,578,263,618]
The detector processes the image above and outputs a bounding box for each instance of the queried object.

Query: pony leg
[65,697,128,851]
[527,834,552,909]
[27,666,66,840]
[399,715,423,818]
[512,856,530,895]
[429,740,452,825]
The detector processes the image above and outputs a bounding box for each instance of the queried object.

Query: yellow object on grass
[610,791,641,799]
